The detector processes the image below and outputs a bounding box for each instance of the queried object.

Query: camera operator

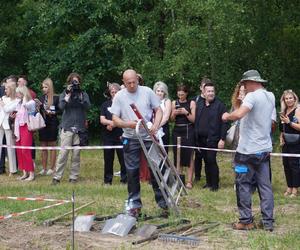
[52,72,91,185]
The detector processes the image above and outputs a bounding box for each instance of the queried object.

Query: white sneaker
[46,169,54,175]
[114,171,121,177]
[39,169,46,175]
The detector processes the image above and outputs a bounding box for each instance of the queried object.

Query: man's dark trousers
[123,138,167,209]
[235,159,274,228]
[198,136,219,189]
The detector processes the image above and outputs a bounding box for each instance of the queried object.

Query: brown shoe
[232,222,255,230]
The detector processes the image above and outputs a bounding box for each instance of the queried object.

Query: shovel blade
[135,224,157,238]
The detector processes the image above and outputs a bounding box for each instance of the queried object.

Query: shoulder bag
[28,112,46,131]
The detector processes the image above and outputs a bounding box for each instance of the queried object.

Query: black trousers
[103,136,126,184]
[194,149,203,180]
[282,144,300,188]
[198,136,219,189]
[0,137,6,174]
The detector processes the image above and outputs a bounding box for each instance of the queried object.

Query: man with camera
[52,73,90,185]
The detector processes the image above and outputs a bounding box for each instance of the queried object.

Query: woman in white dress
[0,80,19,175]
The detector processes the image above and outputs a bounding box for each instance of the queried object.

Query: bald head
[122,69,138,93]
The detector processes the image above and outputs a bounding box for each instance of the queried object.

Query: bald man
[110,69,168,217]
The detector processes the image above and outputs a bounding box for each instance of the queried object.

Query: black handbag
[78,131,89,146]
[283,132,300,145]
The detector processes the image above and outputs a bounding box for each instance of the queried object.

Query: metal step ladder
[130,104,187,214]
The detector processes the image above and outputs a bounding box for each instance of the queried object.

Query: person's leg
[124,139,142,209]
[103,141,114,184]
[194,149,203,181]
[53,130,72,181]
[282,155,292,194]
[48,141,57,171]
[288,155,300,196]
[69,133,80,181]
[40,141,48,173]
[206,148,219,190]
[255,160,274,229]
[20,126,34,179]
[5,129,17,174]
[235,164,255,225]
[0,128,5,174]
[116,141,127,183]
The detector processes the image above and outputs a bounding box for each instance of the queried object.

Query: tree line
[0,0,299,131]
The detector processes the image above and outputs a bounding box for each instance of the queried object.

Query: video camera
[66,79,83,101]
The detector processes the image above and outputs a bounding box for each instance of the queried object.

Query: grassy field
[0,148,300,249]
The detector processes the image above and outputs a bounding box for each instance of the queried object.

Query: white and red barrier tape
[0,196,71,203]
[0,144,299,158]
[0,196,71,221]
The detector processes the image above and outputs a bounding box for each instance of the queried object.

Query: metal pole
[72,191,75,250]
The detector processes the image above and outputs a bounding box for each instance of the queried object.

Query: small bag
[78,131,89,146]
[283,132,300,145]
[27,112,46,131]
[226,123,237,145]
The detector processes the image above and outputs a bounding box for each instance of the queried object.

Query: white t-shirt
[110,86,160,139]
[237,88,275,154]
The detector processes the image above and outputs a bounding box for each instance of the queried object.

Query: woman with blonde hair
[14,85,36,181]
[38,78,59,176]
[0,80,19,175]
[279,89,300,197]
[153,81,172,151]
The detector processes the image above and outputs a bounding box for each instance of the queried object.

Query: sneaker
[51,178,60,185]
[24,175,35,181]
[69,179,77,184]
[39,169,47,175]
[114,171,121,177]
[46,169,54,176]
[232,222,255,230]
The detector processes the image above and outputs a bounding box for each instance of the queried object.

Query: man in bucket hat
[222,69,275,231]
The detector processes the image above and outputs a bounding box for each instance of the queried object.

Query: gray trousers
[235,160,274,227]
[53,130,80,181]
[123,138,167,209]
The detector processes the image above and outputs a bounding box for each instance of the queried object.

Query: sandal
[186,182,193,189]
[290,192,297,198]
[284,191,291,196]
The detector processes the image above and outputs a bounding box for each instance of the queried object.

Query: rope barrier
[0,144,299,158]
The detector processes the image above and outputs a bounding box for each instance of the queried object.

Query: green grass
[0,149,300,249]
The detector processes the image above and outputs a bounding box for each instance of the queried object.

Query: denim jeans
[123,138,167,209]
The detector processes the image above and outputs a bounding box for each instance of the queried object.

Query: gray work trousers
[53,130,80,181]
[235,160,274,227]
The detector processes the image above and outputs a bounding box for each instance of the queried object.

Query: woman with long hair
[38,78,59,176]
[0,80,19,175]
[14,86,36,181]
[229,82,246,149]
[153,81,172,152]
[279,89,300,197]
[171,85,196,189]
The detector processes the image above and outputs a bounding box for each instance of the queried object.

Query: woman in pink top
[14,86,36,181]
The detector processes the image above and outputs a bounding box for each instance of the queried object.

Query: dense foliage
[1,0,299,130]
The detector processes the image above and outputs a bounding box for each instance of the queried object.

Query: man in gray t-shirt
[110,69,167,217]
[222,70,274,231]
